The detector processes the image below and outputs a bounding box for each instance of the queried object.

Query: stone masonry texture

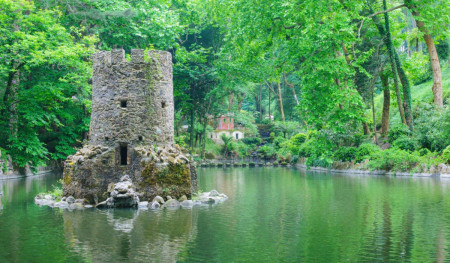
[63,49,197,203]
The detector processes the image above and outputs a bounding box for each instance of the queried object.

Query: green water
[0,168,449,262]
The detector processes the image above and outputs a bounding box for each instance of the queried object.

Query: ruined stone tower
[63,49,197,204]
[90,49,174,150]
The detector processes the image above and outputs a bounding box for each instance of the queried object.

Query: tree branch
[367,4,405,18]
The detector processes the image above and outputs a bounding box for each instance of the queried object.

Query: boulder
[69,203,84,210]
[180,200,194,208]
[138,201,149,209]
[163,199,180,209]
[208,190,219,197]
[148,201,161,209]
[54,201,69,208]
[178,195,187,202]
[107,175,140,208]
[66,196,75,204]
[152,196,165,204]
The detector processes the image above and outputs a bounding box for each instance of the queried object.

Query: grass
[372,63,450,128]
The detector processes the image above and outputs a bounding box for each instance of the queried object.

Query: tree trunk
[405,1,443,107]
[237,93,246,111]
[268,84,271,122]
[189,109,194,151]
[283,72,299,105]
[380,72,390,135]
[363,122,370,135]
[383,0,413,130]
[371,5,407,126]
[228,92,234,111]
[276,81,285,122]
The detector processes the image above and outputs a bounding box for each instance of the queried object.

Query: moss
[140,161,192,198]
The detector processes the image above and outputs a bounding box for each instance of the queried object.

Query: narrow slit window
[105,137,109,141]
[120,145,128,165]
[236,133,239,139]
[138,136,143,141]
[121,100,127,108]
[161,101,166,108]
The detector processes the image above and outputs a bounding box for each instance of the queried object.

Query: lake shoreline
[198,159,450,178]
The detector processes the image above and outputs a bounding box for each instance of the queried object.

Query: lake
[0,168,449,262]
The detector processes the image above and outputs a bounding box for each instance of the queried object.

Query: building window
[120,144,128,165]
[120,100,127,108]
[161,101,166,108]
[138,136,143,141]
[236,133,239,139]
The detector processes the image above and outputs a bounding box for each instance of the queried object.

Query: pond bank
[0,158,60,180]
[199,159,450,178]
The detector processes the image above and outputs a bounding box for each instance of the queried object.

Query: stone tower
[63,49,197,204]
[90,49,174,149]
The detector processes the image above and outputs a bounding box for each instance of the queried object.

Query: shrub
[388,125,411,143]
[355,143,381,162]
[418,148,431,156]
[332,147,357,162]
[273,136,287,150]
[257,145,277,159]
[242,137,262,145]
[291,133,307,146]
[413,103,450,152]
[367,149,420,172]
[290,155,299,164]
[392,136,419,151]
[306,154,333,168]
[443,145,450,164]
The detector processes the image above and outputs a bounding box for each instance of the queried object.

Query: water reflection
[62,207,198,262]
[0,169,449,262]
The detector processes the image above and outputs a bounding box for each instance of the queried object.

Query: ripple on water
[0,168,449,262]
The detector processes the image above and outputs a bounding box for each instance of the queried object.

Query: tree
[404,0,449,107]
[0,0,96,168]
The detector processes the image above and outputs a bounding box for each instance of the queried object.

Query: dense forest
[1,0,449,173]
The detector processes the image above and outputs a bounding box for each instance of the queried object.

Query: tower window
[138,136,143,141]
[120,144,128,165]
[105,137,109,141]
[120,100,127,108]
[161,101,166,108]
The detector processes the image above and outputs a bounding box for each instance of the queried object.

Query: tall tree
[404,0,447,107]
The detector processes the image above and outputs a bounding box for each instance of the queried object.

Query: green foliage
[443,145,450,164]
[257,145,276,160]
[332,147,357,162]
[413,103,450,152]
[418,148,431,156]
[291,133,307,146]
[355,143,381,163]
[306,154,333,168]
[388,125,411,143]
[367,149,421,172]
[404,52,432,85]
[392,136,419,152]
[273,136,287,150]
[175,135,188,148]
[242,137,262,146]
[0,0,95,168]
[220,134,235,158]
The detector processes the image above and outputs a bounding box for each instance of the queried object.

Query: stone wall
[90,49,174,148]
[63,49,197,204]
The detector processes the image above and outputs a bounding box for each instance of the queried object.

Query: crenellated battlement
[63,47,197,204]
[89,48,174,148]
